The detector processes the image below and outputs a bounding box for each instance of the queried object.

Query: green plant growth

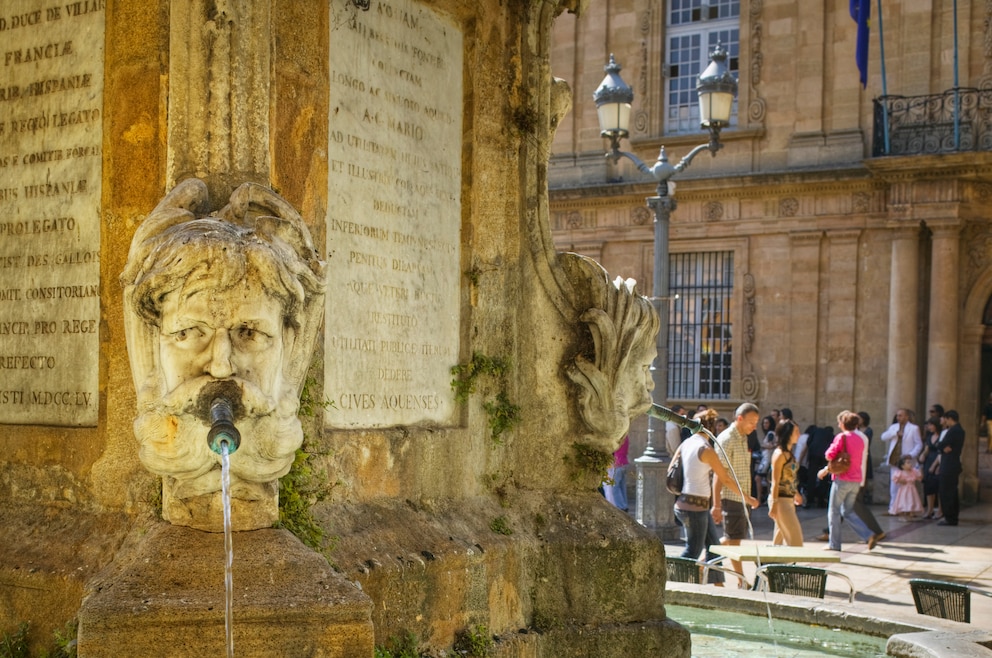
[48,620,76,658]
[489,515,513,536]
[482,391,521,443]
[373,630,423,658]
[277,448,329,552]
[0,620,75,658]
[568,442,614,484]
[298,360,333,418]
[454,624,494,657]
[451,352,521,443]
[0,623,28,658]
[277,358,336,557]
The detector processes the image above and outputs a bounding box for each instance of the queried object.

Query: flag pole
[953,0,961,149]
[876,0,890,154]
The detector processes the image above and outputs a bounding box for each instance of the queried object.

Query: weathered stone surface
[77,522,374,657]
[0,497,129,656]
[320,492,686,654]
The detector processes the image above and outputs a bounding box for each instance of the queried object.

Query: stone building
[549,0,992,500]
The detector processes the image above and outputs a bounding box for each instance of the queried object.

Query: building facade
[549,0,992,500]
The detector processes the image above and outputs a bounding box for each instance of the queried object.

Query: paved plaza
[661,449,992,628]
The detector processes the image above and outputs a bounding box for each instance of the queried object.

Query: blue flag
[851,0,871,87]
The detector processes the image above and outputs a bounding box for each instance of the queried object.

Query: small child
[889,454,923,521]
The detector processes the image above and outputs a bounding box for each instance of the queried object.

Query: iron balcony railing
[872,88,992,157]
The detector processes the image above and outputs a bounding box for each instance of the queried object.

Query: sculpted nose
[206,330,235,379]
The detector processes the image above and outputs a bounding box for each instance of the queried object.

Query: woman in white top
[674,409,758,582]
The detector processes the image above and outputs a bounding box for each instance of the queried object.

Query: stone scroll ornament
[121,179,326,531]
[561,253,659,451]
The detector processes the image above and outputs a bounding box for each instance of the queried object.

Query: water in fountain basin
[221,442,234,658]
[667,605,887,657]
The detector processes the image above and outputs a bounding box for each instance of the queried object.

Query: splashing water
[221,442,234,658]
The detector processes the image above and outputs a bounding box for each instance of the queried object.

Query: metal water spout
[207,398,241,455]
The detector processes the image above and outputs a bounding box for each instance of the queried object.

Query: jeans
[828,479,874,550]
[674,506,724,583]
[604,465,627,511]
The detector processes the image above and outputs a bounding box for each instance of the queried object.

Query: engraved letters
[326,0,463,428]
[0,1,104,426]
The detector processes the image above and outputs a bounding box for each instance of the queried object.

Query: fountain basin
[77,521,373,657]
[667,583,992,657]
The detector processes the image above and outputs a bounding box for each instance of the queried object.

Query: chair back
[758,565,827,598]
[909,579,970,623]
[665,556,702,584]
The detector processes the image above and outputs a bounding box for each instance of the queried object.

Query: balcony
[873,88,992,157]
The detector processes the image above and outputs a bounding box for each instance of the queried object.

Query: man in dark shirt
[936,410,965,526]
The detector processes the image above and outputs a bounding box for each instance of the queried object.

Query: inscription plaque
[326,0,462,428]
[0,0,104,426]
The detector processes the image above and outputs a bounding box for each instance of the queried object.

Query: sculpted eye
[236,325,264,341]
[174,327,204,342]
[234,324,272,350]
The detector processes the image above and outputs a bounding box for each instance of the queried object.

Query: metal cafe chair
[665,556,703,584]
[665,556,749,589]
[755,564,857,603]
[909,578,992,623]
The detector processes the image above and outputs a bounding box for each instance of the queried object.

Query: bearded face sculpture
[121,179,325,531]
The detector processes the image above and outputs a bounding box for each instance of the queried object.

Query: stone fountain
[0,1,688,656]
[76,179,374,655]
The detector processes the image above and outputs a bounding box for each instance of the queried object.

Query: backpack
[665,445,684,495]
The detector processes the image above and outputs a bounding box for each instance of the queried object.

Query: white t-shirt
[794,432,809,467]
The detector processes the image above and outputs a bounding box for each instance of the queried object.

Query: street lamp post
[593,45,738,535]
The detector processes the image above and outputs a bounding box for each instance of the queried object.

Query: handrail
[872,87,992,156]
[700,556,749,589]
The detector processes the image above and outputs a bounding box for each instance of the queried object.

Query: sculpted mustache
[156,376,278,418]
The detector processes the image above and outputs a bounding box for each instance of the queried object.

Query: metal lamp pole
[593,45,738,534]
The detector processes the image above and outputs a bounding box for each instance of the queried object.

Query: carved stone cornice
[828,229,863,244]
[865,151,992,184]
[789,231,825,247]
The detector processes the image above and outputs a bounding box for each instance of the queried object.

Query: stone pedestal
[77,522,374,657]
[634,457,682,540]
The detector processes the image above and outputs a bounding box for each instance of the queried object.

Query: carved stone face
[122,179,326,531]
[159,279,285,400]
[621,334,657,417]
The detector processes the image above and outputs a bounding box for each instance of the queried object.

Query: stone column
[167,0,272,195]
[926,224,961,409]
[635,460,680,541]
[958,324,984,503]
[886,228,920,420]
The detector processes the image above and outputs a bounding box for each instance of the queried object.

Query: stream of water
[221,443,234,658]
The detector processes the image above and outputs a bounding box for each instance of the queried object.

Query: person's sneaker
[815,532,829,541]
[867,532,884,550]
